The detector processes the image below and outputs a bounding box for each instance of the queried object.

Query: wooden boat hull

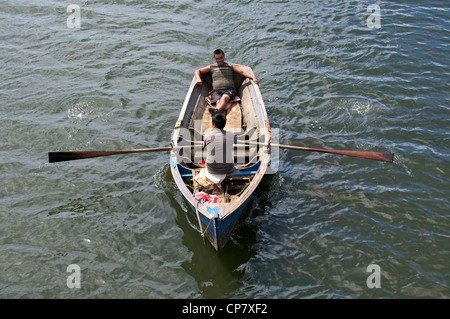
[170,65,271,250]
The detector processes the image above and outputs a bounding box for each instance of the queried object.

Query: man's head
[211,113,227,129]
[213,49,225,66]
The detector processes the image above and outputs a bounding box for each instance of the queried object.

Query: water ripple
[0,0,448,299]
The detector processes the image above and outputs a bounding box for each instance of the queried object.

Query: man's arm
[232,65,259,85]
[194,65,211,86]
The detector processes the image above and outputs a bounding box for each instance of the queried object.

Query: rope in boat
[195,200,205,244]
[203,217,213,238]
[195,200,214,244]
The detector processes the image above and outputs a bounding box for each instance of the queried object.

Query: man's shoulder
[226,130,236,139]
[204,128,220,139]
[204,128,214,137]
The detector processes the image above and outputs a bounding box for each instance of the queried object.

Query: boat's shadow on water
[156,164,277,298]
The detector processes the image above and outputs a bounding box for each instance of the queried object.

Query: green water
[0,0,448,299]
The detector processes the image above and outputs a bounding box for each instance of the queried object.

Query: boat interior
[174,68,267,203]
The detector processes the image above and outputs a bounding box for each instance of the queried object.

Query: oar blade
[375,152,394,163]
[48,151,116,163]
[274,144,394,163]
[48,147,173,163]
[325,150,394,162]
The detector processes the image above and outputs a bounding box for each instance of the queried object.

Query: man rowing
[194,113,237,191]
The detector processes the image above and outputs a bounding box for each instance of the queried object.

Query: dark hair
[212,113,227,129]
[213,49,225,56]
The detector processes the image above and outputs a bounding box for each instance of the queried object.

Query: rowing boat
[170,65,271,250]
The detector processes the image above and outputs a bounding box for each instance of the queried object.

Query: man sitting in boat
[194,49,259,114]
[195,113,237,190]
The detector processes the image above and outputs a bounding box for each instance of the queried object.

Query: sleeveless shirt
[210,62,235,90]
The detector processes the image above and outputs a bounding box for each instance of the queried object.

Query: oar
[241,141,394,162]
[48,140,207,163]
[49,147,172,163]
[49,141,394,163]
[275,144,394,162]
